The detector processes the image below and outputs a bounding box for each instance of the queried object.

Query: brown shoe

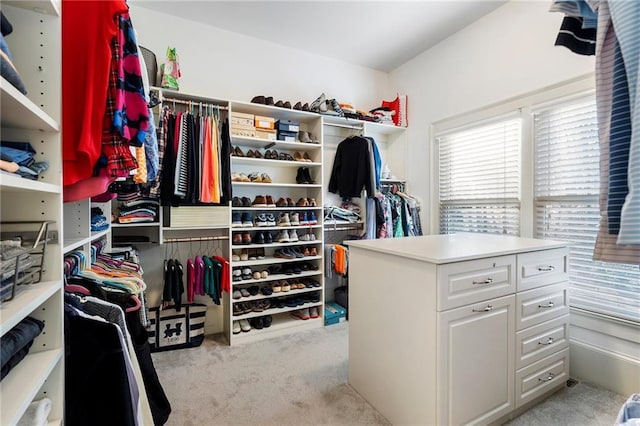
[296,198,309,207]
[234,146,245,157]
[286,197,295,207]
[265,195,275,207]
[307,197,317,207]
[242,232,252,244]
[309,247,318,256]
[276,197,287,207]
[232,233,242,245]
[294,151,305,162]
[252,195,267,207]
[246,149,256,158]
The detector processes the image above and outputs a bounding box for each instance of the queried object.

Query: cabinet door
[437,295,515,426]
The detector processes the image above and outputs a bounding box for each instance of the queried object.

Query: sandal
[260,173,272,183]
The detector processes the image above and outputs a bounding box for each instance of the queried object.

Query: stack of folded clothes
[1,316,44,380]
[116,199,159,224]
[0,240,32,302]
[0,141,49,181]
[1,11,27,95]
[90,207,109,232]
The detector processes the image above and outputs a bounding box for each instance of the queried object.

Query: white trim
[571,308,640,344]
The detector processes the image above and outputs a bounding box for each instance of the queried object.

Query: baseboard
[570,340,640,396]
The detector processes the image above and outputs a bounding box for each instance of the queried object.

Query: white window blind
[438,117,521,235]
[534,97,640,322]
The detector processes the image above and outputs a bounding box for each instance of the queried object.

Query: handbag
[147,303,206,352]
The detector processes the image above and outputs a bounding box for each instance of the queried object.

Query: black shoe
[252,232,265,244]
[275,100,284,108]
[251,95,265,104]
[293,102,302,110]
[296,167,308,184]
[265,96,274,106]
[248,285,259,296]
[264,232,273,244]
[263,315,273,328]
[241,197,252,207]
[303,167,315,184]
[232,196,241,207]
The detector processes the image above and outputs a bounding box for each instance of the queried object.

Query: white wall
[128,3,388,111]
[388,0,594,229]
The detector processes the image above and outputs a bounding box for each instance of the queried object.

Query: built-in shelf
[0,77,59,131]
[230,101,319,122]
[111,222,160,228]
[233,255,321,267]
[0,281,60,336]
[231,206,322,211]
[3,0,60,16]
[231,136,322,150]
[231,157,321,167]
[231,270,322,286]
[232,182,322,188]
[231,313,322,343]
[231,240,323,249]
[0,173,61,194]
[0,349,62,425]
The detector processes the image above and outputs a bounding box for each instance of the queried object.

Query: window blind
[438,118,521,235]
[533,97,640,322]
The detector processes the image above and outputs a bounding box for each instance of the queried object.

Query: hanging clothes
[328,136,374,198]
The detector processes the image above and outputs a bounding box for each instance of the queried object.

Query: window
[533,97,640,322]
[437,117,521,235]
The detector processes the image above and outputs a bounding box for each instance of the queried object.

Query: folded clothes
[0,33,27,95]
[1,317,45,379]
[0,145,35,166]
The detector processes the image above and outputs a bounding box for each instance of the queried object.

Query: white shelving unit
[0,1,63,423]
[226,102,325,345]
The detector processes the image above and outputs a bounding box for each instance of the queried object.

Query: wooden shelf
[0,173,61,194]
[0,281,60,336]
[3,0,60,16]
[231,157,321,167]
[0,349,62,425]
[0,77,59,131]
[231,135,322,150]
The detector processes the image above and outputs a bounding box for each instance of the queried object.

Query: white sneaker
[233,320,241,334]
[299,233,310,242]
[239,319,251,332]
[278,213,291,227]
[290,212,300,225]
[277,230,290,243]
[289,229,299,242]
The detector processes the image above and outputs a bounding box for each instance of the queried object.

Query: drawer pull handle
[472,305,494,313]
[538,337,555,346]
[538,302,555,309]
[538,373,555,382]
[537,265,555,272]
[472,278,494,285]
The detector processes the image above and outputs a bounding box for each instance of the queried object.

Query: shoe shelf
[231,224,321,232]
[231,314,323,343]
[232,182,322,188]
[232,136,322,150]
[231,270,322,286]
[231,157,321,168]
[230,240,323,249]
[230,101,320,122]
[233,255,321,267]
[233,288,321,305]
[232,300,323,321]
[231,206,322,211]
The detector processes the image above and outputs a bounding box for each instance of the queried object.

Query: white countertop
[345,234,567,264]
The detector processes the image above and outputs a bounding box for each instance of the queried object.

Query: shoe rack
[225,101,324,345]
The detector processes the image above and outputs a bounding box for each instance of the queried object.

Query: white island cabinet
[346,234,569,426]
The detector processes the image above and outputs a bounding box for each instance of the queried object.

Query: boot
[296,167,307,184]
[303,167,315,184]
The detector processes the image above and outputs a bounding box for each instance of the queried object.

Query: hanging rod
[162,97,229,110]
[324,122,363,131]
[163,235,229,244]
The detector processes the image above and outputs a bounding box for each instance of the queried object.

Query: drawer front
[515,314,569,369]
[437,255,516,311]
[515,348,569,408]
[516,283,569,330]
[517,248,569,291]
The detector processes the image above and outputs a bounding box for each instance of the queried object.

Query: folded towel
[17,397,51,426]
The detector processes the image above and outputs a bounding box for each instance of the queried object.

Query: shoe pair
[275,197,295,207]
[274,100,291,109]
[298,231,316,241]
[294,151,313,162]
[232,212,253,227]
[232,146,245,157]
[231,172,250,182]
[254,213,276,227]
[232,233,252,245]
[232,196,252,207]
[296,197,317,207]
[296,167,316,184]
[264,149,279,160]
[251,96,274,106]
[246,149,263,159]
[298,131,318,144]
[252,195,276,207]
[293,102,310,112]
[233,318,251,333]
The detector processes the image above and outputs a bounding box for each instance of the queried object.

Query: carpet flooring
[151,321,627,425]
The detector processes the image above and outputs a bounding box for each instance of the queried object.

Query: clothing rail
[161,96,229,110]
[324,122,363,131]
[163,235,229,244]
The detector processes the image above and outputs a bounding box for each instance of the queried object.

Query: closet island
[347,234,570,425]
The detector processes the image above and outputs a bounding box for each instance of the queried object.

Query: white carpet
[151,321,626,426]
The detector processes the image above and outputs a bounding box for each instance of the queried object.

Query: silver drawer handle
[538,373,555,382]
[538,337,555,346]
[537,265,555,272]
[538,302,555,309]
[473,278,494,285]
[472,305,494,313]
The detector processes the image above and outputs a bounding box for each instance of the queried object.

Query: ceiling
[132,1,505,72]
